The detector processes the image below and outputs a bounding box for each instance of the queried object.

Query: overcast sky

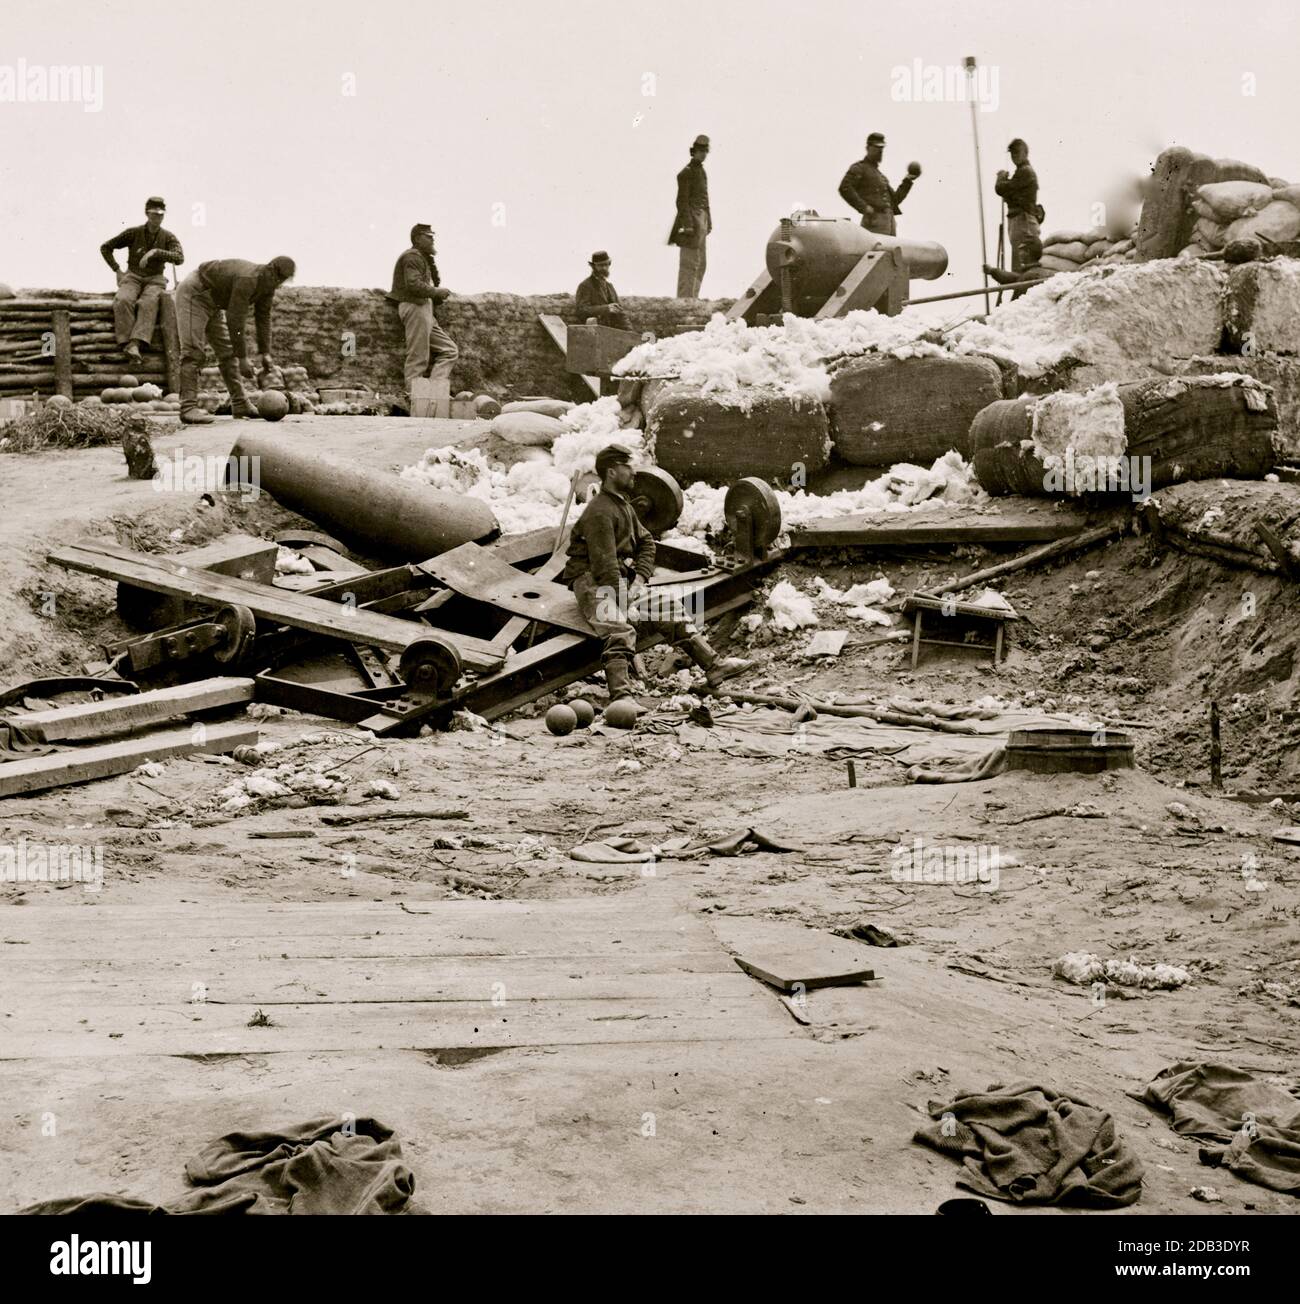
[3,0,1298,306]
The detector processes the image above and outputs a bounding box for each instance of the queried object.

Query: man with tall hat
[387,223,458,404]
[562,443,751,699]
[574,250,629,327]
[839,132,922,236]
[174,255,296,424]
[668,134,712,298]
[100,196,185,367]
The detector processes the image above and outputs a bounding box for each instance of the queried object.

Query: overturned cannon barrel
[227,432,499,559]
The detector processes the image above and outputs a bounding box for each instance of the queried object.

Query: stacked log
[0,296,172,399]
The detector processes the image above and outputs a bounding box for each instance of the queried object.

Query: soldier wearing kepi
[387,223,458,405]
[668,134,712,298]
[995,138,1043,272]
[174,255,296,425]
[100,196,184,367]
[839,132,921,236]
[563,444,751,699]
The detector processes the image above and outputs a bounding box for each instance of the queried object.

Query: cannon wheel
[724,477,783,549]
[398,637,464,697]
[631,466,684,535]
[211,604,257,665]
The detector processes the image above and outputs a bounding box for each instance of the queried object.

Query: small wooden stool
[903,591,1019,669]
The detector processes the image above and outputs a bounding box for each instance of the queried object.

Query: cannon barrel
[228,432,499,560]
[765,216,947,314]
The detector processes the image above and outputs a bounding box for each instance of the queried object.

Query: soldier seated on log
[561,443,751,699]
[100,196,184,368]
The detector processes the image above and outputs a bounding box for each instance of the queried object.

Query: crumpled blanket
[22,1116,422,1215]
[914,1081,1143,1207]
[570,827,802,864]
[1132,1062,1300,1194]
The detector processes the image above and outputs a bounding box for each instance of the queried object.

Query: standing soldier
[562,444,751,699]
[174,256,296,425]
[996,139,1043,272]
[100,196,184,367]
[839,132,922,236]
[668,135,712,298]
[387,223,458,406]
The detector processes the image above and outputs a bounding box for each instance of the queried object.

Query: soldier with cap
[100,196,185,367]
[173,255,296,424]
[574,251,629,328]
[562,444,752,699]
[387,223,458,405]
[995,138,1043,272]
[839,133,922,236]
[668,134,712,298]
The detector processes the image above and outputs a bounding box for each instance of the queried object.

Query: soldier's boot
[220,357,260,419]
[179,359,214,425]
[679,633,753,690]
[603,654,633,700]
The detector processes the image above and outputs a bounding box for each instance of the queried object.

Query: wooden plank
[790,509,1094,549]
[51,541,503,670]
[487,526,559,566]
[710,917,876,993]
[565,323,641,375]
[419,542,593,635]
[117,533,279,629]
[538,314,599,398]
[51,308,73,399]
[10,676,254,742]
[0,720,257,798]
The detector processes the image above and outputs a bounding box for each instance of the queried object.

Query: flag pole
[964,55,991,314]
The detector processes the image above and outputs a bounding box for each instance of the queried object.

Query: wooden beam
[927,523,1127,597]
[51,309,73,399]
[0,720,258,798]
[790,511,1095,549]
[11,677,254,743]
[50,541,503,670]
[538,314,599,398]
[117,533,279,629]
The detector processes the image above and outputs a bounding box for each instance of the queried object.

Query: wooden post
[1210,701,1222,788]
[159,293,181,396]
[51,308,73,399]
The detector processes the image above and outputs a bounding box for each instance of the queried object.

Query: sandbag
[1194,180,1274,222]
[829,354,1004,466]
[499,398,574,418]
[1271,185,1300,208]
[488,411,566,446]
[1039,254,1084,274]
[1048,241,1089,264]
[1119,375,1279,486]
[1044,228,1089,246]
[1192,216,1226,248]
[1221,258,1300,355]
[1223,201,1300,247]
[970,398,1046,496]
[646,383,830,486]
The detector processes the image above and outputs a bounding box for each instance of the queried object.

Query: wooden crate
[565,324,641,376]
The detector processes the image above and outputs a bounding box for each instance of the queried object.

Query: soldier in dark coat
[668,135,712,298]
[839,132,921,236]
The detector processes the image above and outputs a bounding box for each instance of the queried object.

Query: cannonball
[258,390,289,421]
[0,283,14,299]
[1224,237,1263,265]
[569,698,595,729]
[603,698,640,730]
[907,161,922,177]
[47,394,73,409]
[118,374,139,389]
[545,703,578,736]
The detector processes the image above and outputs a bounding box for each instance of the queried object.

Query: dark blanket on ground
[1133,1062,1300,1195]
[22,1117,421,1214]
[914,1081,1143,1206]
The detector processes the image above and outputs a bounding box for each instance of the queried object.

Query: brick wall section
[246,289,732,402]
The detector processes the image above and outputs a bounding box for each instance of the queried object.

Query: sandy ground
[1,417,1298,1215]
